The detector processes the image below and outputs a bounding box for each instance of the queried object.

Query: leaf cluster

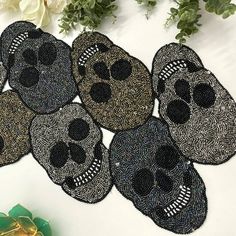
[59,0,118,33]
[167,0,236,43]
[59,0,236,42]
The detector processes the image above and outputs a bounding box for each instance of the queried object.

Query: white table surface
[0,1,236,236]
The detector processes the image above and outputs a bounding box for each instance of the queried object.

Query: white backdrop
[0,1,236,236]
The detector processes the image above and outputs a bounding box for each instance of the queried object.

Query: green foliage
[59,0,118,33]
[167,0,236,43]
[204,0,236,18]
[59,0,236,42]
[166,0,201,43]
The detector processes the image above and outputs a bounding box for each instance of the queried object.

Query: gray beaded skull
[30,103,112,203]
[110,117,207,234]
[152,43,236,164]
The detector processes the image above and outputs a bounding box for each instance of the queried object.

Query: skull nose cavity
[22,49,37,66]
[174,79,191,103]
[93,62,110,80]
[166,99,191,124]
[69,142,86,165]
[68,118,90,141]
[19,67,39,88]
[155,145,180,170]
[155,170,173,193]
[132,168,154,196]
[89,82,112,103]
[111,59,132,81]
[49,141,69,168]
[183,171,192,187]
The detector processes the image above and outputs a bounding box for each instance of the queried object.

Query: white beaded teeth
[73,158,102,187]
[8,32,29,55]
[78,44,100,67]
[158,60,187,81]
[163,185,191,217]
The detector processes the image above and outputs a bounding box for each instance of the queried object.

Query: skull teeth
[73,159,102,187]
[9,32,29,55]
[164,185,191,218]
[78,44,100,67]
[158,60,187,81]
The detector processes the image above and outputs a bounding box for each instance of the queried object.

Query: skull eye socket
[193,83,216,108]
[50,141,69,168]
[69,143,86,165]
[19,67,39,88]
[93,62,110,80]
[89,82,112,103]
[155,145,180,170]
[22,49,37,66]
[132,168,154,196]
[156,170,173,193]
[111,59,132,81]
[38,42,57,66]
[68,118,90,141]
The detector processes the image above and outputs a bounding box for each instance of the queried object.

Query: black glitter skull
[0,21,77,114]
[30,103,112,203]
[110,117,207,234]
[152,43,236,164]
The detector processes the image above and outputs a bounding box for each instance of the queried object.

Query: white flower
[19,0,68,28]
[0,0,20,10]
